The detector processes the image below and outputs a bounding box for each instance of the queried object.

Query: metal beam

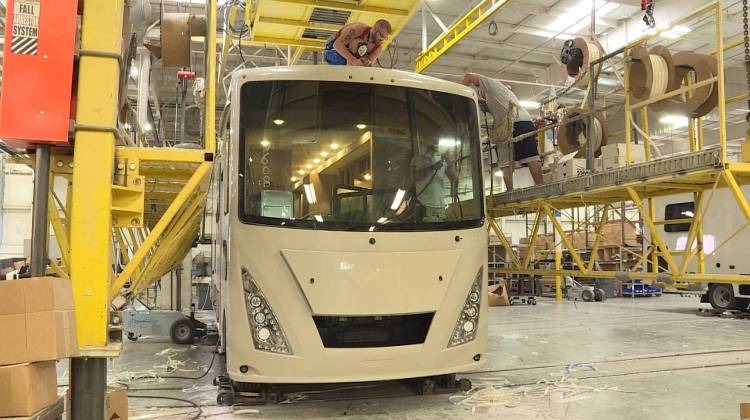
[266,0,409,16]
[416,0,512,73]
[249,35,326,49]
[258,16,340,32]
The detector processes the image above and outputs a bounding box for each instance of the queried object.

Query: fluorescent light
[536,0,618,38]
[314,215,324,222]
[320,151,329,157]
[303,183,317,204]
[305,163,313,169]
[660,115,689,129]
[142,122,152,132]
[313,158,321,164]
[290,176,298,182]
[260,140,270,148]
[662,25,691,39]
[273,119,285,126]
[298,169,305,175]
[363,173,372,181]
[519,100,540,109]
[330,143,339,150]
[356,124,367,130]
[390,189,407,210]
[439,138,461,147]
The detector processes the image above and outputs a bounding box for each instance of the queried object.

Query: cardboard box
[66,386,128,420]
[488,281,510,307]
[0,277,79,366]
[0,361,57,417]
[599,144,646,169]
[552,158,587,181]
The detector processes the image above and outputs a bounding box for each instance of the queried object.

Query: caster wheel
[531,299,537,305]
[127,332,138,342]
[170,318,197,345]
[457,378,472,392]
[217,392,234,406]
[417,379,437,395]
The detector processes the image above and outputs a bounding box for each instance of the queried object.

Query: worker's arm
[445,155,459,196]
[333,23,366,66]
[365,44,385,64]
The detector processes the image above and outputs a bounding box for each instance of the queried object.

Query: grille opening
[314,313,434,348]
[309,8,351,25]
[302,28,337,40]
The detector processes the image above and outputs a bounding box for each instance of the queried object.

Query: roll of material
[667,52,718,118]
[564,38,605,86]
[558,107,609,158]
[628,45,676,111]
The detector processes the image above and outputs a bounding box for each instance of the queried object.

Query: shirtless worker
[462,73,543,191]
[323,20,392,66]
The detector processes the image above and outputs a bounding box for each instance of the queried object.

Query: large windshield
[238,80,483,231]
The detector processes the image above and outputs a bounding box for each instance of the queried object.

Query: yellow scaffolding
[487,1,750,287]
[34,0,220,356]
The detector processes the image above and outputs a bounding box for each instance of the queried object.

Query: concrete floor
[61,294,750,419]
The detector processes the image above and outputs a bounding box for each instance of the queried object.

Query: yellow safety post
[641,107,651,161]
[715,3,728,164]
[555,245,562,301]
[69,0,125,350]
[624,49,633,164]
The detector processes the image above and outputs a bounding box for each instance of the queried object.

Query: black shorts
[512,121,541,164]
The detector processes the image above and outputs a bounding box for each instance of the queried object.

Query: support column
[69,1,125,419]
[30,144,51,277]
[70,358,107,420]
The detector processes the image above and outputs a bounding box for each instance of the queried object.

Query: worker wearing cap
[462,73,543,191]
[323,20,392,66]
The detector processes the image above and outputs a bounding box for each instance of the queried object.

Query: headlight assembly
[241,267,292,354]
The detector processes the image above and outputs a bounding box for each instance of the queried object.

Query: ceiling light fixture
[273,119,285,126]
[356,124,367,130]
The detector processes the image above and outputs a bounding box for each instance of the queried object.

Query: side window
[664,202,694,233]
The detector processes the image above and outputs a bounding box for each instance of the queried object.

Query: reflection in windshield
[238,80,483,231]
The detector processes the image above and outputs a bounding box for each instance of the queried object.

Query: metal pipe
[175,267,182,311]
[586,61,597,171]
[70,358,106,420]
[30,144,50,277]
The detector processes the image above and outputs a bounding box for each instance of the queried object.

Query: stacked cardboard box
[599,143,646,170]
[0,277,79,417]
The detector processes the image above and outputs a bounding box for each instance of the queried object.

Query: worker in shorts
[323,20,392,66]
[462,73,543,191]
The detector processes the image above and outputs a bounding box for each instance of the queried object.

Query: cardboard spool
[666,52,718,118]
[558,107,609,158]
[628,45,676,111]
[564,38,605,85]
[160,13,207,67]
